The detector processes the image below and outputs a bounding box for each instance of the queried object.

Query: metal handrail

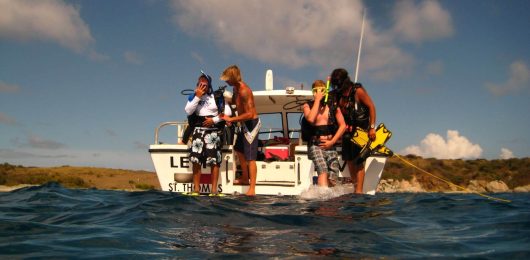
[153,121,188,144]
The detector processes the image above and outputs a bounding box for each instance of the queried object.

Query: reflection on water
[0,182,528,258]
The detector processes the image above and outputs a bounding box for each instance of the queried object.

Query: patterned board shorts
[189,127,223,167]
[308,145,340,177]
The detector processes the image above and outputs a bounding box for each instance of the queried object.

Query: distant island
[1,156,529,193]
[0,163,159,192]
[380,155,530,193]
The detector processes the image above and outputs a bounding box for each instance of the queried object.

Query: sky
[1,0,529,171]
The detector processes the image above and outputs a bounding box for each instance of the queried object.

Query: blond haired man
[220,65,260,196]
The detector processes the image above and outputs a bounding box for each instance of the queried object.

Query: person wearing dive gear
[331,68,377,194]
[185,72,232,195]
[303,80,346,187]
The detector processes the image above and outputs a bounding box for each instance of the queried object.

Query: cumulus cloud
[401,130,482,159]
[170,0,416,78]
[486,61,530,96]
[392,0,453,43]
[171,0,361,68]
[499,148,514,159]
[0,0,105,60]
[124,51,143,65]
[0,81,20,93]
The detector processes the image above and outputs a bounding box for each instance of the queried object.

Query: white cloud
[499,148,514,159]
[0,81,20,93]
[392,0,453,43]
[486,61,530,96]
[401,130,482,159]
[0,0,105,59]
[170,0,416,78]
[124,51,143,65]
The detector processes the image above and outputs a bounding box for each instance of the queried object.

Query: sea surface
[0,182,529,259]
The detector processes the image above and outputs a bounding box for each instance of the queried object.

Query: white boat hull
[149,143,386,196]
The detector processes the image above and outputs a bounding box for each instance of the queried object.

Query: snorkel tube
[324,76,330,104]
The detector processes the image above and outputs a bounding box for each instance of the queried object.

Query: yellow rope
[394,154,511,203]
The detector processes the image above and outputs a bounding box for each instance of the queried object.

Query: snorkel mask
[312,86,326,94]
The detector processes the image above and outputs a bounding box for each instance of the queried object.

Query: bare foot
[245,189,256,196]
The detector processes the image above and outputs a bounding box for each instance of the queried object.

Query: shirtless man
[219,65,260,196]
[303,80,346,187]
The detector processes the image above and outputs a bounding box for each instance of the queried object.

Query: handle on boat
[154,121,187,144]
[225,156,230,183]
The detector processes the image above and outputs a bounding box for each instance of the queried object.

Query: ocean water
[1,183,529,259]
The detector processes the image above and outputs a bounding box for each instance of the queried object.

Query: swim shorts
[341,132,364,164]
[234,118,259,161]
[308,144,340,177]
[189,127,223,167]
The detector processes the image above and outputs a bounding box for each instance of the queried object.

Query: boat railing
[154,122,305,146]
[153,121,188,144]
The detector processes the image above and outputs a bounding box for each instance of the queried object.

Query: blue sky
[1,0,529,170]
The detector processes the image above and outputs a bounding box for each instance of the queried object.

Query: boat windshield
[256,112,302,141]
[258,113,283,140]
[287,112,302,139]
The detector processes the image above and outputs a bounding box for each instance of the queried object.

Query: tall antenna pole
[354,9,366,83]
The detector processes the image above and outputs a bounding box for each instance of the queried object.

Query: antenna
[265,69,273,91]
[354,9,366,83]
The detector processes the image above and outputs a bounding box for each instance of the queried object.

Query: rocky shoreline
[2,157,529,193]
[377,178,530,193]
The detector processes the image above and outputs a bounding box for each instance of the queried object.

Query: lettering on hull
[170,156,189,168]
[168,182,222,193]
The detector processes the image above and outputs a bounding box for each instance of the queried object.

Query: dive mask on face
[312,87,326,93]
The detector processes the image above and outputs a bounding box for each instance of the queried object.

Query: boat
[148,70,389,196]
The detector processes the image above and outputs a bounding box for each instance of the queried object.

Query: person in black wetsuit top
[331,68,376,194]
